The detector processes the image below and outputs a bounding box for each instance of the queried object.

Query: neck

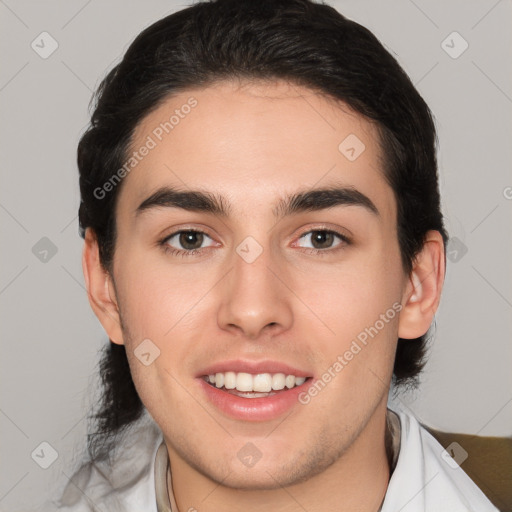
[167,400,391,512]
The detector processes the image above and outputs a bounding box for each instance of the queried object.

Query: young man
[50,0,498,510]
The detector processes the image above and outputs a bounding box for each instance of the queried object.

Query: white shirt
[47,403,499,511]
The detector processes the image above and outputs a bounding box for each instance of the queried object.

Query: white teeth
[224,371,236,389]
[253,373,272,392]
[236,372,253,392]
[285,375,295,389]
[272,373,286,390]
[205,372,307,392]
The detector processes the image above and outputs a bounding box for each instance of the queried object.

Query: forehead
[118,79,395,223]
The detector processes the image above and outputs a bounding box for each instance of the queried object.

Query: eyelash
[159,228,351,258]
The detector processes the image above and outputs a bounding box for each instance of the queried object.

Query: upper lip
[197,359,312,378]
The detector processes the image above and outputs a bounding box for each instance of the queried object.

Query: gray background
[1,0,511,510]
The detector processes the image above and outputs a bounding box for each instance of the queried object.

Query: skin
[83,79,445,512]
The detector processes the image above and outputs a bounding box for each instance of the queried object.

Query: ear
[398,230,446,339]
[82,228,125,345]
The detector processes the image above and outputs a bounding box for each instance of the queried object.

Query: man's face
[109,80,408,488]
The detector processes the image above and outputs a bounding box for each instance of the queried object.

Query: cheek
[114,254,195,418]
[113,253,215,403]
[115,251,204,341]
[301,256,402,338]
[296,275,401,417]
[294,244,404,390]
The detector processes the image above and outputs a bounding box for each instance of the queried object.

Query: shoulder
[382,403,500,512]
[43,418,163,512]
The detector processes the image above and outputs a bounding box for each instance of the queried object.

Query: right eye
[161,230,216,257]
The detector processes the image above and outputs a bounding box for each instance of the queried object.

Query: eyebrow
[135,184,379,220]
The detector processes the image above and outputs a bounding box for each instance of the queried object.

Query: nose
[216,242,293,340]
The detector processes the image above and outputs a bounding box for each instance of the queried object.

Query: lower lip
[198,378,311,422]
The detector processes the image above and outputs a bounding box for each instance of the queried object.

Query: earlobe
[82,228,125,345]
[398,230,445,340]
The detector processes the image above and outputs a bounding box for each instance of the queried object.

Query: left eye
[296,230,347,250]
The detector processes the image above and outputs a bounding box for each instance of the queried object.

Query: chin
[192,447,335,491]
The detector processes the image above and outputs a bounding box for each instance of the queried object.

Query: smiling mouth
[201,372,312,398]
